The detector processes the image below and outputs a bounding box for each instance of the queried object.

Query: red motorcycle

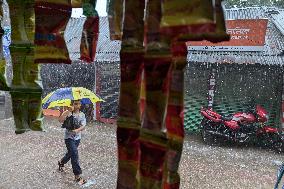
[200,105,284,152]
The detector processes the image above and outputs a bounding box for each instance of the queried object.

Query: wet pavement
[0,116,283,189]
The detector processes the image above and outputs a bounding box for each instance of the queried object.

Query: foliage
[224,0,284,8]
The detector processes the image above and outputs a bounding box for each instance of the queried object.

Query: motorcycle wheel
[259,133,284,153]
[201,128,218,145]
[273,137,284,153]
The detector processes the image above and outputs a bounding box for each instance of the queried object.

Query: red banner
[187,19,268,52]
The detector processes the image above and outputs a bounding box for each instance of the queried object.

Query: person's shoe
[75,177,87,185]
[58,161,64,172]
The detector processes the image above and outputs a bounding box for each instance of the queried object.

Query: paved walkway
[0,117,283,188]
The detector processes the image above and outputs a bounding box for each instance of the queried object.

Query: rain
[0,0,284,189]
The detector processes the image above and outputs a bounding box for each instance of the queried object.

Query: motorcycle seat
[221,115,233,121]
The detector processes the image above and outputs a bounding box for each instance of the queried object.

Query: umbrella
[42,87,104,109]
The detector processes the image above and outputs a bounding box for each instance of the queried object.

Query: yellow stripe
[48,99,71,108]
[42,91,55,104]
[72,87,104,102]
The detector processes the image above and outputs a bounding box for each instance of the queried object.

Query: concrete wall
[0,91,13,119]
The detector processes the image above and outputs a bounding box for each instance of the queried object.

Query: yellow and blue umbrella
[42,87,104,109]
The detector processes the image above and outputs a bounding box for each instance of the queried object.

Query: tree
[224,0,284,8]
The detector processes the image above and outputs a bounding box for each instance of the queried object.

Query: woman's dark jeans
[61,139,82,175]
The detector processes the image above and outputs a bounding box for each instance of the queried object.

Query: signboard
[187,19,268,52]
